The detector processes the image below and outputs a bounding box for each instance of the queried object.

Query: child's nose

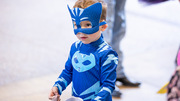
[77,32,86,36]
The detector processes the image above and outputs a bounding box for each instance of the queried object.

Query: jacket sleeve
[92,50,118,101]
[53,44,75,95]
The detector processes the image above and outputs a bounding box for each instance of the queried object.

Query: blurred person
[49,0,118,100]
[167,46,180,101]
[103,0,141,97]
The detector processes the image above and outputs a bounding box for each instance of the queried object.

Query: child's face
[74,20,107,44]
[74,20,101,44]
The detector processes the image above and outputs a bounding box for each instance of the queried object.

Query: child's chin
[81,41,90,44]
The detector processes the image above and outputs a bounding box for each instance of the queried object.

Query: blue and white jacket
[53,36,118,101]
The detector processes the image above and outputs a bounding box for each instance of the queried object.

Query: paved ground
[0,0,180,101]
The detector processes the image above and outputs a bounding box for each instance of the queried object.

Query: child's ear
[100,24,108,31]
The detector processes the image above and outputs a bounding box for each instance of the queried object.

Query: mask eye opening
[73,21,77,29]
[80,21,92,29]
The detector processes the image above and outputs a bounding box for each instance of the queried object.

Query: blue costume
[53,3,118,101]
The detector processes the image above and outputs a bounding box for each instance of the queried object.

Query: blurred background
[0,0,180,101]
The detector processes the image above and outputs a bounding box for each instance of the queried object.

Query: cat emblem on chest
[72,51,96,72]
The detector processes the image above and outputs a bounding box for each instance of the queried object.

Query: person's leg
[103,0,122,98]
[111,0,141,87]
[111,0,126,79]
[103,0,140,98]
[104,0,126,79]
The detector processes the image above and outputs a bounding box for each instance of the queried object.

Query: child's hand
[49,87,60,101]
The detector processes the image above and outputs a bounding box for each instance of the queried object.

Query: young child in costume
[48,0,118,101]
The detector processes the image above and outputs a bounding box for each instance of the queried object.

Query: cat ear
[85,2,102,11]
[83,3,102,17]
[67,5,75,19]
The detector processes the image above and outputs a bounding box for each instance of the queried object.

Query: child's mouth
[81,37,88,40]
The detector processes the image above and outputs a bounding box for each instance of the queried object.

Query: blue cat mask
[67,3,106,35]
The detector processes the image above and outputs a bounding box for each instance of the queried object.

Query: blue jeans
[103,0,126,78]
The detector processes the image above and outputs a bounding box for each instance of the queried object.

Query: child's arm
[53,56,73,95]
[93,50,118,100]
[52,43,75,96]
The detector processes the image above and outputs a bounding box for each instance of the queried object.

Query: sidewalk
[0,0,180,101]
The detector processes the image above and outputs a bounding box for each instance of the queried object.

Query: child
[49,0,118,101]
